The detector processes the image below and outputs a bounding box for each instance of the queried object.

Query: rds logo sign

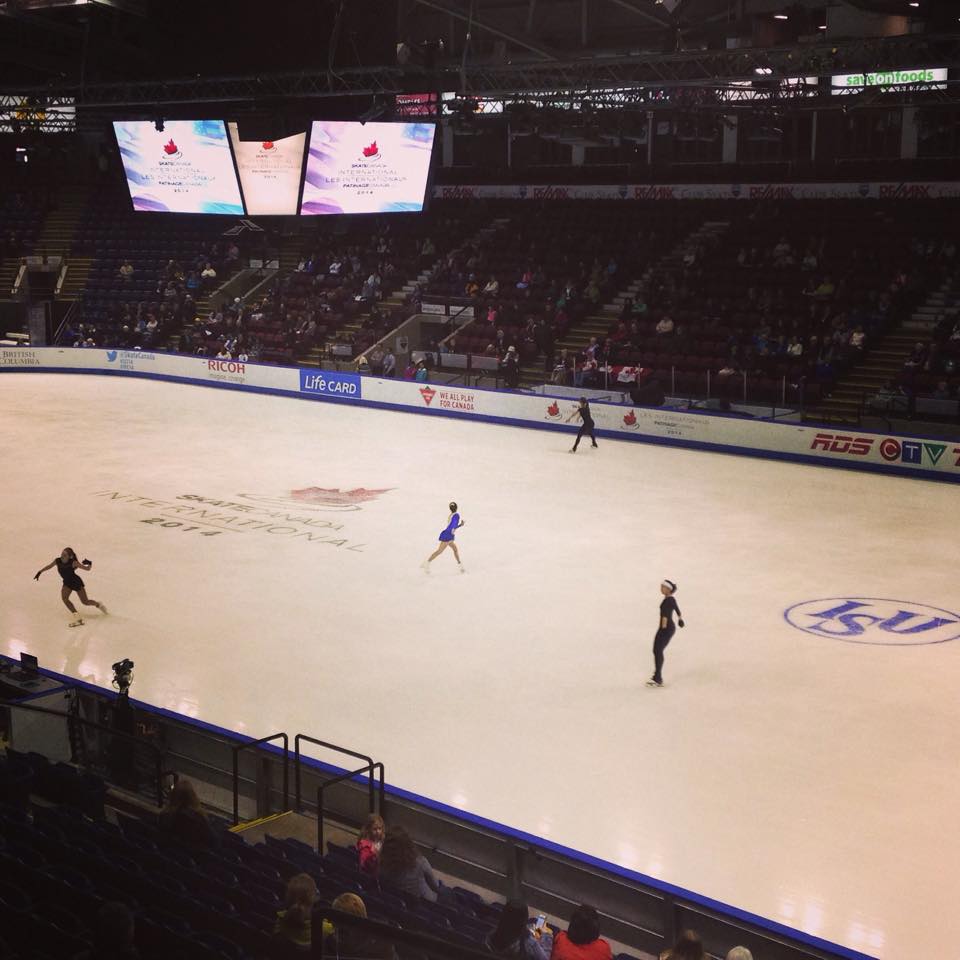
[785,598,960,646]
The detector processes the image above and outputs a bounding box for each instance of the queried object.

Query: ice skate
[68,617,84,628]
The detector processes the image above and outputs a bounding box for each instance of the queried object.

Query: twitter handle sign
[106,349,157,371]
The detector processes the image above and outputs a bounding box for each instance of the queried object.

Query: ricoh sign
[832,67,947,94]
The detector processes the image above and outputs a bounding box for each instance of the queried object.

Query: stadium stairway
[517,219,730,389]
[0,258,20,298]
[803,331,918,423]
[38,186,93,307]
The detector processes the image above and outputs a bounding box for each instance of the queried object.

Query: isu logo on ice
[419,387,437,406]
[784,598,960,646]
[362,141,380,159]
[544,401,562,421]
[162,138,181,159]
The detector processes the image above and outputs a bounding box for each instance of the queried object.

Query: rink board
[2,347,957,484]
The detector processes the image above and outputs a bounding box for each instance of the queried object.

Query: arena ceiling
[0,0,952,86]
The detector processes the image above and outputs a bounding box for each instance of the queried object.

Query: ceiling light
[774,13,788,19]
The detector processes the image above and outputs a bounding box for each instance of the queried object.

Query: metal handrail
[294,733,383,813]
[0,697,168,806]
[315,761,384,853]
[55,297,80,345]
[231,731,289,824]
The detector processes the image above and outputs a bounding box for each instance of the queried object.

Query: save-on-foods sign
[832,67,947,94]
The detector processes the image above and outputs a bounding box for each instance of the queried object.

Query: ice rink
[2,372,958,959]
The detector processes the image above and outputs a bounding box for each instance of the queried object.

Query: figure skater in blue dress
[422,502,465,573]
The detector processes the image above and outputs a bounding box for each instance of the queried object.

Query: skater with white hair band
[422,502,465,573]
[34,547,108,627]
[647,579,684,687]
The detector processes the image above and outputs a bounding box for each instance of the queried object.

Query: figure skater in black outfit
[34,548,108,627]
[647,579,684,687]
[565,397,598,452]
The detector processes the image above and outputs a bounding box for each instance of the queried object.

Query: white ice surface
[1,373,958,959]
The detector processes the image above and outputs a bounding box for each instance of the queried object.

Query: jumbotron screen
[113,120,244,215]
[300,120,436,216]
[227,123,306,216]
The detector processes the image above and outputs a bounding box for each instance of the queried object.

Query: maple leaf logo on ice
[419,386,436,406]
[163,139,180,157]
[545,401,561,420]
[289,487,393,507]
[362,141,379,159]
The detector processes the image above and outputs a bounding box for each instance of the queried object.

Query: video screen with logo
[227,123,307,216]
[300,120,436,216]
[113,120,245,214]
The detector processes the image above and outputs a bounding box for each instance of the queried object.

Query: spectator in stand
[382,349,396,378]
[932,380,952,400]
[379,826,442,902]
[502,345,520,388]
[227,241,240,263]
[273,872,316,951]
[216,346,232,360]
[550,904,611,960]
[118,260,134,282]
[357,813,385,876]
[465,275,480,297]
[553,349,573,385]
[787,336,803,358]
[660,929,705,960]
[655,314,675,336]
[903,342,927,373]
[487,900,553,959]
[725,948,753,960]
[322,892,397,960]
[414,359,428,383]
[402,358,417,380]
[159,778,221,849]
[201,262,217,285]
[849,325,866,353]
[483,275,500,297]
[73,901,140,960]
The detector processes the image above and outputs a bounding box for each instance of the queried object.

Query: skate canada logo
[544,401,562,421]
[362,140,380,159]
[622,409,639,430]
[784,598,960,646]
[300,370,361,398]
[289,487,393,509]
[161,138,182,159]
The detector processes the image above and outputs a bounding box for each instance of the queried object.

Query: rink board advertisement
[433,181,960,201]
[2,347,957,483]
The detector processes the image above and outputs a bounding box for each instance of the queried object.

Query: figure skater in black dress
[34,548,108,627]
[647,579,684,687]
[565,397,598,452]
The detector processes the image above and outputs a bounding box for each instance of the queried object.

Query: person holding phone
[34,547,108,627]
[486,900,553,959]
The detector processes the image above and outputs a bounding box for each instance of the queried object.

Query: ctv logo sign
[878,437,948,466]
[785,598,960,646]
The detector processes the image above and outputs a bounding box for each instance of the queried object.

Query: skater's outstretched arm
[34,560,56,580]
